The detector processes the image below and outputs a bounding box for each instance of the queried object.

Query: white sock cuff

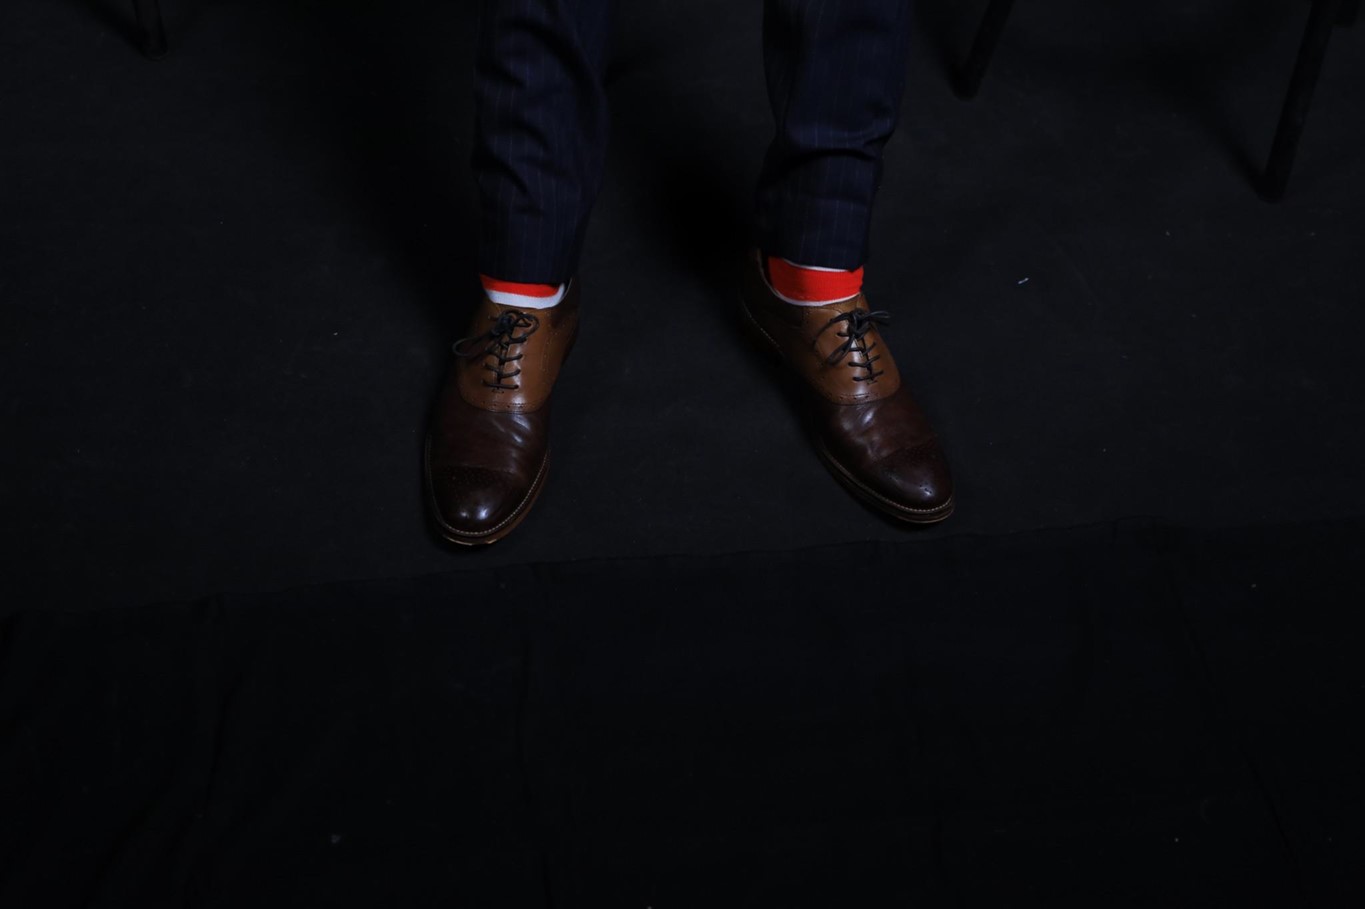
[485,283,567,309]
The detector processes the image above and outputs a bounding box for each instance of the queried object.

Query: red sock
[479,275,566,309]
[764,255,864,306]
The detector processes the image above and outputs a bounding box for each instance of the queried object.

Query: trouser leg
[756,0,914,269]
[473,0,616,284]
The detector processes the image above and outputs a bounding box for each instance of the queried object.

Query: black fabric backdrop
[2,0,1363,905]
[4,520,1364,906]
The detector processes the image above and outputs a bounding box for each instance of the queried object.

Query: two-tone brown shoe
[739,252,954,524]
[424,283,579,545]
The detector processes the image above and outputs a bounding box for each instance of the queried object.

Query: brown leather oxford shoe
[424,283,579,545]
[739,251,954,524]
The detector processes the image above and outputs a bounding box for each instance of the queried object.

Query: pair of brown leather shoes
[424,256,952,546]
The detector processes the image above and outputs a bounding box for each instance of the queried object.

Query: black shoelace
[452,310,541,390]
[817,308,890,382]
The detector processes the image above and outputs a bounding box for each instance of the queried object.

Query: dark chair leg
[132,0,169,60]
[1262,0,1343,200]
[956,0,1016,99]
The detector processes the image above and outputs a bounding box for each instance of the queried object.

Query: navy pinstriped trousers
[475,0,913,284]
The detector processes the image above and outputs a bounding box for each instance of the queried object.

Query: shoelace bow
[452,309,541,390]
[817,308,890,382]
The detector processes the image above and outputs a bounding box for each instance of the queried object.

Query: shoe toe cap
[869,441,954,515]
[430,464,534,539]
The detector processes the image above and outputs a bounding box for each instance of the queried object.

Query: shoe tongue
[487,300,540,329]
[812,293,864,314]
[489,299,530,318]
